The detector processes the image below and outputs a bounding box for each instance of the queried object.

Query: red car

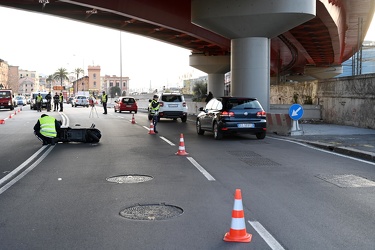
[114,96,138,113]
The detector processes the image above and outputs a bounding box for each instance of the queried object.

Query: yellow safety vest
[149,100,160,114]
[102,94,107,103]
[39,116,57,138]
[36,95,43,103]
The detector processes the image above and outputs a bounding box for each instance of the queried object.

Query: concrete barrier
[266,113,292,136]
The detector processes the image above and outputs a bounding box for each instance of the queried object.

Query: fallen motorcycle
[58,123,101,143]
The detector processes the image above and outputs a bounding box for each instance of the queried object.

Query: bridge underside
[0,0,374,79]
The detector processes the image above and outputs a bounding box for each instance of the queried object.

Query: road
[0,104,375,250]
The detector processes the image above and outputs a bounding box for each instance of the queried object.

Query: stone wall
[270,73,375,129]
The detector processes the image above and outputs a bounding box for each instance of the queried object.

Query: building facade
[0,59,9,89]
[102,74,129,97]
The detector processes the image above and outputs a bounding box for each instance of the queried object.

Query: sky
[0,6,374,92]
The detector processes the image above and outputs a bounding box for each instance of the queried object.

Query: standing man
[36,93,43,112]
[149,95,160,133]
[53,92,59,111]
[101,91,108,114]
[45,91,52,112]
[34,114,61,145]
[59,93,64,112]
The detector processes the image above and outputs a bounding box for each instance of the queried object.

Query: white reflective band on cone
[230,218,246,230]
[233,199,244,210]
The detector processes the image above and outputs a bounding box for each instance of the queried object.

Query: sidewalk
[283,123,375,162]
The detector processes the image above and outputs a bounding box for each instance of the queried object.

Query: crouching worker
[34,114,61,145]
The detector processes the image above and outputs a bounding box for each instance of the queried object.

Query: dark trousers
[34,131,55,145]
[152,114,158,132]
[103,102,107,114]
[46,101,51,111]
[36,102,42,112]
[54,102,59,111]
[59,102,63,112]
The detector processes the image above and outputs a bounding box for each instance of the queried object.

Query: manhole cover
[316,174,375,188]
[120,203,183,220]
[106,175,153,183]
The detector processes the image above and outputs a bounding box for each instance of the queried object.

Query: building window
[94,81,96,86]
[123,81,126,87]
[110,81,113,87]
[93,73,96,79]
[116,81,119,87]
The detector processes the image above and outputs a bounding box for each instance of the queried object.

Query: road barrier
[266,113,292,136]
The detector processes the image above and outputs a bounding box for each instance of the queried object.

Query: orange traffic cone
[18,108,21,112]
[175,133,189,155]
[223,189,252,243]
[0,119,5,124]
[8,114,12,118]
[148,121,156,134]
[131,114,136,124]
[14,110,16,115]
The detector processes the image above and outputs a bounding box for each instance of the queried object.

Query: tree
[53,68,69,87]
[192,81,207,101]
[110,86,121,98]
[46,75,54,91]
[73,68,84,93]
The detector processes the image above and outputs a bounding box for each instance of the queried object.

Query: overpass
[0,0,374,111]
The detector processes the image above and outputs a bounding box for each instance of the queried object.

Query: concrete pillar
[189,54,230,97]
[231,37,270,111]
[207,73,224,97]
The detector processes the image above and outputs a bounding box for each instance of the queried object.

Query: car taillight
[221,111,235,117]
[183,102,186,107]
[159,102,164,107]
[257,111,266,117]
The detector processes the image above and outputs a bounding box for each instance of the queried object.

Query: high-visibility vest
[39,116,57,138]
[59,95,63,102]
[102,94,107,103]
[36,95,43,103]
[149,100,160,114]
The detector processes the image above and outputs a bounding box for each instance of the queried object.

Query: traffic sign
[289,104,304,120]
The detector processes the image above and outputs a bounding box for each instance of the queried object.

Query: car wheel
[196,120,205,135]
[134,110,137,114]
[119,110,121,113]
[181,116,187,123]
[256,132,266,139]
[114,108,117,112]
[75,104,77,107]
[213,122,223,140]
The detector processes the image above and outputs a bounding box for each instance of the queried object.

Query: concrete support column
[207,73,225,97]
[231,37,270,111]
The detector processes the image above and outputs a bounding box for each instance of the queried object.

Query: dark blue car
[196,97,267,140]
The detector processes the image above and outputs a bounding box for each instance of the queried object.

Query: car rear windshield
[122,98,135,103]
[224,98,261,110]
[161,95,182,102]
[0,91,11,98]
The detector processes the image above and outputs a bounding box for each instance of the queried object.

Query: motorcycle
[58,123,101,143]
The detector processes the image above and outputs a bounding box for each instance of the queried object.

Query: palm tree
[53,68,69,87]
[46,75,54,91]
[73,68,84,94]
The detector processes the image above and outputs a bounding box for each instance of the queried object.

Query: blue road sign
[289,104,304,120]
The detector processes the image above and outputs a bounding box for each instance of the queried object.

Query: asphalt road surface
[1,104,375,250]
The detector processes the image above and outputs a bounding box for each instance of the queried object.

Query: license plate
[168,104,178,107]
[126,105,132,107]
[237,123,254,128]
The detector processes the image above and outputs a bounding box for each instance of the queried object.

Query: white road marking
[159,136,175,146]
[0,146,55,195]
[186,157,216,181]
[248,220,285,250]
[270,137,375,166]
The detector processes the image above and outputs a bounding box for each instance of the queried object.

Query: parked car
[30,92,49,110]
[15,95,27,106]
[114,96,138,113]
[72,95,89,107]
[0,89,16,110]
[196,97,267,140]
[154,92,187,122]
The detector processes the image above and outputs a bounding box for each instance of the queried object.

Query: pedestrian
[101,91,108,114]
[59,93,64,112]
[205,91,213,103]
[33,114,61,145]
[36,93,43,112]
[53,92,59,111]
[149,94,160,133]
[45,91,52,112]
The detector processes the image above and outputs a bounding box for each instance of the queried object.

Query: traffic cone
[0,119,4,124]
[175,133,189,155]
[14,110,16,115]
[131,114,136,124]
[223,189,252,243]
[8,113,12,118]
[18,108,21,112]
[148,121,156,134]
